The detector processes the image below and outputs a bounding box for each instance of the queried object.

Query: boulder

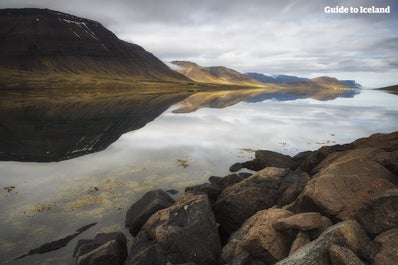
[74,232,127,258]
[213,167,290,233]
[186,174,244,203]
[128,231,168,265]
[185,183,222,203]
[329,244,365,265]
[75,232,127,265]
[299,144,352,173]
[242,150,299,171]
[221,208,294,265]
[229,162,243,172]
[209,173,245,189]
[141,193,221,265]
[312,147,398,185]
[355,188,398,236]
[366,229,398,265]
[125,190,175,236]
[277,169,310,206]
[372,150,398,176]
[352,131,398,152]
[292,151,312,164]
[273,212,324,231]
[275,220,369,265]
[289,231,310,254]
[288,156,396,220]
[309,216,333,240]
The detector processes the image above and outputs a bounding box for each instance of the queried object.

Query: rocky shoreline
[72,131,398,265]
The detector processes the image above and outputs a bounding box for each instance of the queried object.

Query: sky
[1,0,397,88]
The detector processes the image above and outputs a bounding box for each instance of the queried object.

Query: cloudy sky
[1,0,397,87]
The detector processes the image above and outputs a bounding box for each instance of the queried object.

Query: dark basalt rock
[242,150,299,171]
[125,190,175,237]
[131,193,221,265]
[213,167,290,233]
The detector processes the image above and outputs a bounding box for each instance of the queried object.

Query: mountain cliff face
[0,8,188,82]
[170,61,265,87]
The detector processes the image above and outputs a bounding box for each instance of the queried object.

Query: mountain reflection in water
[0,87,360,162]
[0,90,187,162]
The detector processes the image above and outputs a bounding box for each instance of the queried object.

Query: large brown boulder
[366,229,398,265]
[242,150,299,171]
[275,220,369,265]
[221,208,294,265]
[355,189,398,236]
[289,151,396,220]
[213,167,290,233]
[139,193,221,265]
[125,190,175,236]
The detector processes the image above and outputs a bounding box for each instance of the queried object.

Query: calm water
[0,89,397,264]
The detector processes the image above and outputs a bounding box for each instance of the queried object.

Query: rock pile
[73,131,398,265]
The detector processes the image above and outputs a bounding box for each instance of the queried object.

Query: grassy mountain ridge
[0,8,189,87]
[170,61,265,87]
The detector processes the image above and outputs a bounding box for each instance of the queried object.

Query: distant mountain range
[0,8,188,83]
[246,72,362,88]
[170,61,265,87]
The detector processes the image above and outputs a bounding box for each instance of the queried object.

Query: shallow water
[0,89,397,264]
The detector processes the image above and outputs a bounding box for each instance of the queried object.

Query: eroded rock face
[355,189,398,236]
[213,167,290,233]
[289,155,396,220]
[222,208,294,265]
[125,190,175,236]
[275,220,369,265]
[134,193,221,265]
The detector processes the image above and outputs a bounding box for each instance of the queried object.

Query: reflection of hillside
[173,88,360,113]
[172,89,268,113]
[0,89,187,162]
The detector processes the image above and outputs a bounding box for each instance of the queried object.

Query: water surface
[0,89,397,264]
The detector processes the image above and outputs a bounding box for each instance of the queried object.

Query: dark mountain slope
[0,8,188,82]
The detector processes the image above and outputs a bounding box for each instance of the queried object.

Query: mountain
[0,8,188,85]
[245,72,308,84]
[377,84,398,95]
[288,76,351,89]
[246,72,361,88]
[170,61,265,87]
[340,80,362,89]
